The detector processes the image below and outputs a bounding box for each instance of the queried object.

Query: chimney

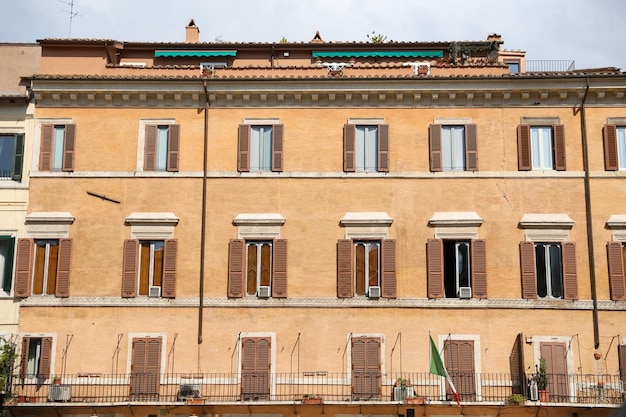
[186,19,199,43]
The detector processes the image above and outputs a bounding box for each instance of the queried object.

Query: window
[343,123,389,172]
[0,134,24,181]
[122,239,177,298]
[227,239,287,298]
[429,124,478,171]
[427,239,487,299]
[517,124,566,171]
[19,336,52,378]
[144,124,179,171]
[238,124,283,172]
[40,124,75,171]
[507,62,520,73]
[337,239,396,298]
[0,236,16,293]
[519,241,577,299]
[603,124,626,170]
[14,238,72,298]
[606,241,626,300]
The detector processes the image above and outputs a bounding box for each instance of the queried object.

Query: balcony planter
[405,397,426,405]
[186,398,205,405]
[507,394,525,405]
[302,395,323,404]
[17,395,26,403]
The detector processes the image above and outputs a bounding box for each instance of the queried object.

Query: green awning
[155,50,237,58]
[312,51,443,58]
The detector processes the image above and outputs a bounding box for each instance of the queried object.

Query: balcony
[8,372,623,407]
[525,60,576,72]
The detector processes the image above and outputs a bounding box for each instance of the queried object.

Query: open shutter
[343,124,356,172]
[238,124,250,172]
[122,239,138,298]
[40,124,54,171]
[55,238,72,297]
[603,124,619,171]
[607,242,626,301]
[520,241,537,299]
[272,239,287,297]
[337,239,353,297]
[510,333,526,395]
[228,239,245,298]
[471,239,487,298]
[427,239,444,298]
[271,124,283,172]
[619,344,626,390]
[162,239,177,298]
[465,124,478,171]
[14,238,33,298]
[429,124,442,172]
[19,337,29,378]
[12,133,24,181]
[1,237,15,292]
[62,124,75,172]
[517,125,531,171]
[144,125,157,171]
[381,239,396,298]
[562,242,578,300]
[167,124,180,172]
[377,124,389,172]
[553,124,566,171]
[39,337,52,378]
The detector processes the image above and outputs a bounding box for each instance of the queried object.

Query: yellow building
[6,22,626,417]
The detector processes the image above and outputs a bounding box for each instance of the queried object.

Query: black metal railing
[525,60,576,72]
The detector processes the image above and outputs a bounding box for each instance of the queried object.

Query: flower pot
[405,397,425,405]
[538,389,549,402]
[17,395,26,402]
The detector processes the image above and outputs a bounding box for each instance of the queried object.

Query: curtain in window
[531,127,553,170]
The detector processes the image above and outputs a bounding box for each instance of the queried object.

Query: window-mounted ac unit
[48,385,71,402]
[258,286,271,298]
[369,286,381,299]
[459,287,472,299]
[148,286,161,298]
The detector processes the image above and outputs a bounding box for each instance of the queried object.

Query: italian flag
[429,335,461,407]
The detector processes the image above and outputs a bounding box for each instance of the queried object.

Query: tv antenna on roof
[59,0,82,37]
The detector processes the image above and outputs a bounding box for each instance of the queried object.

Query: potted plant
[536,357,549,402]
[507,394,525,405]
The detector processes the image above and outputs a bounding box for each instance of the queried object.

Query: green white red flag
[429,335,461,407]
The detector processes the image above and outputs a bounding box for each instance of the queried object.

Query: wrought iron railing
[525,60,576,72]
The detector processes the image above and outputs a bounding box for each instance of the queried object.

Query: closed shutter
[167,124,180,172]
[343,124,356,172]
[427,239,444,298]
[161,239,177,298]
[561,242,578,300]
[238,124,250,172]
[39,337,52,378]
[604,124,619,171]
[540,342,569,401]
[121,239,138,298]
[14,238,33,298]
[40,124,54,171]
[228,239,245,298]
[553,124,566,171]
[55,238,72,297]
[62,124,75,172]
[131,337,162,397]
[607,242,626,301]
[1,237,15,292]
[337,239,353,297]
[272,239,287,297]
[381,239,396,298]
[19,337,29,378]
[519,241,537,299]
[429,124,442,172]
[144,125,157,171]
[352,337,381,399]
[465,124,478,171]
[241,337,271,400]
[12,133,24,181]
[444,340,475,401]
[271,124,283,172]
[517,125,531,171]
[377,124,389,172]
[471,239,487,298]
[618,344,626,389]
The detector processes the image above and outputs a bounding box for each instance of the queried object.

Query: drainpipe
[198,81,209,345]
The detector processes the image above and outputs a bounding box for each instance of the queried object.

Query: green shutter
[12,134,24,181]
[1,237,15,292]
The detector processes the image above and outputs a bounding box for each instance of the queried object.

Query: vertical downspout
[199,81,209,346]
[577,77,600,349]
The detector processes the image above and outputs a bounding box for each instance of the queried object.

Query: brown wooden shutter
[471,239,487,298]
[510,333,526,395]
[15,238,33,298]
[607,242,626,301]
[603,124,618,171]
[618,344,626,389]
[19,337,29,378]
[167,124,180,172]
[429,124,442,172]
[519,241,537,299]
[161,239,177,298]
[144,125,157,171]
[465,124,478,171]
[337,239,354,297]
[427,239,444,298]
[122,239,138,298]
[241,337,271,400]
[540,342,569,399]
[62,124,75,172]
[377,124,389,172]
[351,337,381,399]
[517,125,531,171]
[444,340,476,400]
[271,124,283,172]
[553,124,566,171]
[343,124,356,172]
[39,337,53,378]
[272,239,287,298]
[55,238,72,297]
[228,239,245,298]
[561,242,578,300]
[238,124,250,172]
[40,124,54,171]
[381,239,396,298]
[131,337,161,396]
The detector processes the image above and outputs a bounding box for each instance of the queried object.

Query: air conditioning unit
[459,287,472,299]
[47,385,71,402]
[368,286,381,298]
[178,383,201,400]
[258,286,271,298]
[148,286,161,298]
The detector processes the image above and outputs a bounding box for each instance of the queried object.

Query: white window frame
[137,119,176,171]
[441,125,466,172]
[31,239,60,296]
[33,119,72,172]
[138,240,165,290]
[617,126,626,170]
[533,242,564,299]
[249,125,273,172]
[353,240,381,295]
[0,133,21,180]
[530,126,554,170]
